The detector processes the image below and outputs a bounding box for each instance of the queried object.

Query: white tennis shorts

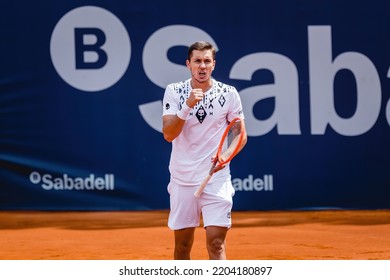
[167,180,235,230]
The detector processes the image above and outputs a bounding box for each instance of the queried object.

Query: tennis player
[162,41,247,260]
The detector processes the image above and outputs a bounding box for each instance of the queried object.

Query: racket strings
[220,121,242,162]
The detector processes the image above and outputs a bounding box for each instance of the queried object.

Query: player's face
[186,50,215,84]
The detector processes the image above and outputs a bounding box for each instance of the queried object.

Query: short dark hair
[187,41,216,61]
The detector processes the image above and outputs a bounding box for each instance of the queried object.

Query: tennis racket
[194,117,245,197]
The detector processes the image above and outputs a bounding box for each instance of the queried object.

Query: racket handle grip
[194,174,212,197]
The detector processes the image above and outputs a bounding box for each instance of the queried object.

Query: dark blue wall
[1,0,389,210]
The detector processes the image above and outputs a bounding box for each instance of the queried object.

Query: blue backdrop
[1,0,389,210]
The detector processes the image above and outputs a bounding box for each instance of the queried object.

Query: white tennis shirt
[163,79,244,186]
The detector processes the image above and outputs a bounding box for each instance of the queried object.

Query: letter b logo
[74,28,108,69]
[50,6,131,92]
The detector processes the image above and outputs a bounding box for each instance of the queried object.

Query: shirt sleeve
[228,87,245,122]
[162,84,179,116]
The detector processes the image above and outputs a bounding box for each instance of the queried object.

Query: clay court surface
[1,210,389,260]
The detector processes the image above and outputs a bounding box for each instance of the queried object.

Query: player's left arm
[229,88,248,155]
[235,118,247,155]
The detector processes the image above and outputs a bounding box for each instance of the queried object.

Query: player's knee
[174,239,193,259]
[207,237,225,257]
[176,241,191,252]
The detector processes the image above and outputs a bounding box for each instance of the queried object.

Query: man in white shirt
[162,41,247,260]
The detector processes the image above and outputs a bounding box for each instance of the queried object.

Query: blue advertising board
[1,0,389,210]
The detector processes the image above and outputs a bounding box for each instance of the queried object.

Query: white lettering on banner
[29,171,115,191]
[308,26,382,136]
[50,5,389,136]
[232,175,274,192]
[140,25,387,136]
[230,53,300,136]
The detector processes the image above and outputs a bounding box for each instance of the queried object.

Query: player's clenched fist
[186,88,204,108]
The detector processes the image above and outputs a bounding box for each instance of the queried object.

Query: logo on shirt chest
[196,105,207,123]
[178,81,229,124]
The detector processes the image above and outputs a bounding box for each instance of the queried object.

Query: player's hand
[186,88,204,108]
[211,156,226,173]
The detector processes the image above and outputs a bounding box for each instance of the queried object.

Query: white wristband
[176,102,191,120]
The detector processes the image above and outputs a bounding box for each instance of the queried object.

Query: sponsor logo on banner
[232,174,274,192]
[50,6,131,92]
[50,6,389,137]
[29,171,115,191]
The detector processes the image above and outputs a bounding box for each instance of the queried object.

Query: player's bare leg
[205,226,228,260]
[174,227,195,259]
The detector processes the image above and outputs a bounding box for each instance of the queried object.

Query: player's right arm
[162,114,186,142]
[162,88,204,142]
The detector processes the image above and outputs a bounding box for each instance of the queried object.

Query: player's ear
[186,59,190,68]
[212,60,216,70]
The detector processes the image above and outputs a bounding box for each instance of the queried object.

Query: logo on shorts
[227,212,231,219]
